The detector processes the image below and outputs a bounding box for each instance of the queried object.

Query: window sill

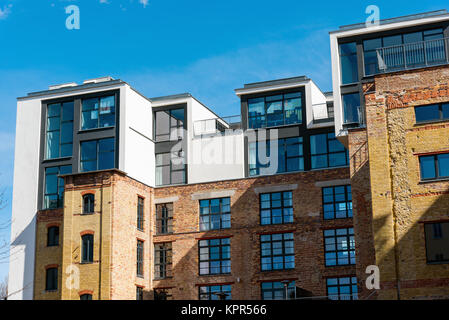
[45,290,58,293]
[137,275,145,279]
[78,126,115,134]
[414,119,449,126]
[199,273,232,277]
[419,178,449,184]
[325,264,356,268]
[153,277,173,281]
[80,262,94,265]
[46,245,59,248]
[155,232,174,236]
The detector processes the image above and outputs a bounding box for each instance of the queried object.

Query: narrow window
[339,42,359,85]
[199,238,231,275]
[80,294,92,300]
[137,240,144,277]
[341,93,361,125]
[324,228,356,266]
[199,198,231,231]
[199,285,232,300]
[81,234,94,263]
[137,197,144,231]
[156,203,173,235]
[47,226,59,247]
[83,194,95,214]
[260,233,295,271]
[136,287,144,301]
[45,268,58,291]
[424,222,449,263]
[43,165,72,209]
[154,243,172,279]
[45,102,74,159]
[327,276,358,300]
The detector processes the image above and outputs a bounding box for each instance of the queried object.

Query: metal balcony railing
[376,37,449,73]
[193,115,241,136]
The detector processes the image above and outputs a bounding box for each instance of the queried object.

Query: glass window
[80,294,92,300]
[136,287,143,301]
[47,226,59,247]
[199,238,231,275]
[339,42,359,84]
[323,185,353,220]
[154,108,185,142]
[44,165,72,209]
[424,222,449,263]
[81,234,94,264]
[342,92,361,124]
[324,228,356,266]
[81,95,116,130]
[327,276,358,300]
[137,240,144,277]
[415,103,449,123]
[156,203,173,234]
[199,285,232,300]
[261,281,296,300]
[419,153,449,180]
[248,92,302,129]
[310,133,348,169]
[154,242,173,279]
[45,268,58,291]
[260,233,295,271]
[156,151,185,186]
[80,138,115,172]
[83,194,95,214]
[46,102,74,159]
[260,191,293,225]
[249,137,304,176]
[199,198,231,231]
[137,197,144,231]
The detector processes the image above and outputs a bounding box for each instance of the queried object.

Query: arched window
[81,234,94,263]
[83,194,95,214]
[80,294,92,300]
[47,226,59,247]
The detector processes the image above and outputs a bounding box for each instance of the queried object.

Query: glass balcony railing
[375,37,449,74]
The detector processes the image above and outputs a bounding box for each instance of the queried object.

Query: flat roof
[332,9,449,33]
[241,76,309,90]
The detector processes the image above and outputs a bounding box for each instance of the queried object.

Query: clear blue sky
[0,0,447,281]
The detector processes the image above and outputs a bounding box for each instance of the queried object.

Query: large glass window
[364,28,445,75]
[137,240,144,277]
[419,153,449,180]
[260,233,295,271]
[137,197,144,231]
[248,92,302,129]
[154,242,173,279]
[199,238,231,275]
[46,102,74,159]
[260,191,293,225]
[199,198,231,231]
[261,281,296,300]
[81,234,94,264]
[342,92,361,125]
[327,276,358,300]
[45,267,58,291]
[80,138,115,172]
[199,285,232,300]
[155,151,186,186]
[310,133,348,169]
[44,165,72,209]
[324,228,355,266]
[415,103,449,123]
[323,185,353,220]
[156,203,173,234]
[47,226,59,247]
[249,137,304,176]
[339,42,359,84]
[154,108,185,142]
[81,95,115,130]
[424,222,449,263]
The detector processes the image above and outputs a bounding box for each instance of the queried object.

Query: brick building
[8,10,449,300]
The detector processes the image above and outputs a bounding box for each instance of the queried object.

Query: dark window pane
[438,154,449,178]
[342,93,361,124]
[424,222,449,263]
[415,104,440,122]
[420,156,436,180]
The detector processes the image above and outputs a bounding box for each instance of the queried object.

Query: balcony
[375,37,449,74]
[193,115,242,136]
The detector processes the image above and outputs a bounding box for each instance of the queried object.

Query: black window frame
[326,276,358,300]
[80,294,92,300]
[424,222,449,264]
[154,108,185,142]
[137,240,144,277]
[324,228,356,267]
[198,238,231,276]
[45,101,74,160]
[137,197,144,231]
[155,151,186,186]
[154,242,173,280]
[260,232,295,271]
[81,234,94,264]
[82,194,95,215]
[43,165,72,210]
[310,132,349,170]
[156,203,174,235]
[339,42,359,85]
[81,95,116,131]
[415,103,449,123]
[260,281,296,300]
[322,185,353,220]
[259,191,294,225]
[45,267,58,292]
[419,153,449,181]
[47,226,60,247]
[199,197,231,231]
[80,137,116,173]
[199,284,232,300]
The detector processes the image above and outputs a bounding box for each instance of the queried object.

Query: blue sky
[0,0,447,281]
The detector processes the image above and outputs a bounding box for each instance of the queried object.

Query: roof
[241,76,310,90]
